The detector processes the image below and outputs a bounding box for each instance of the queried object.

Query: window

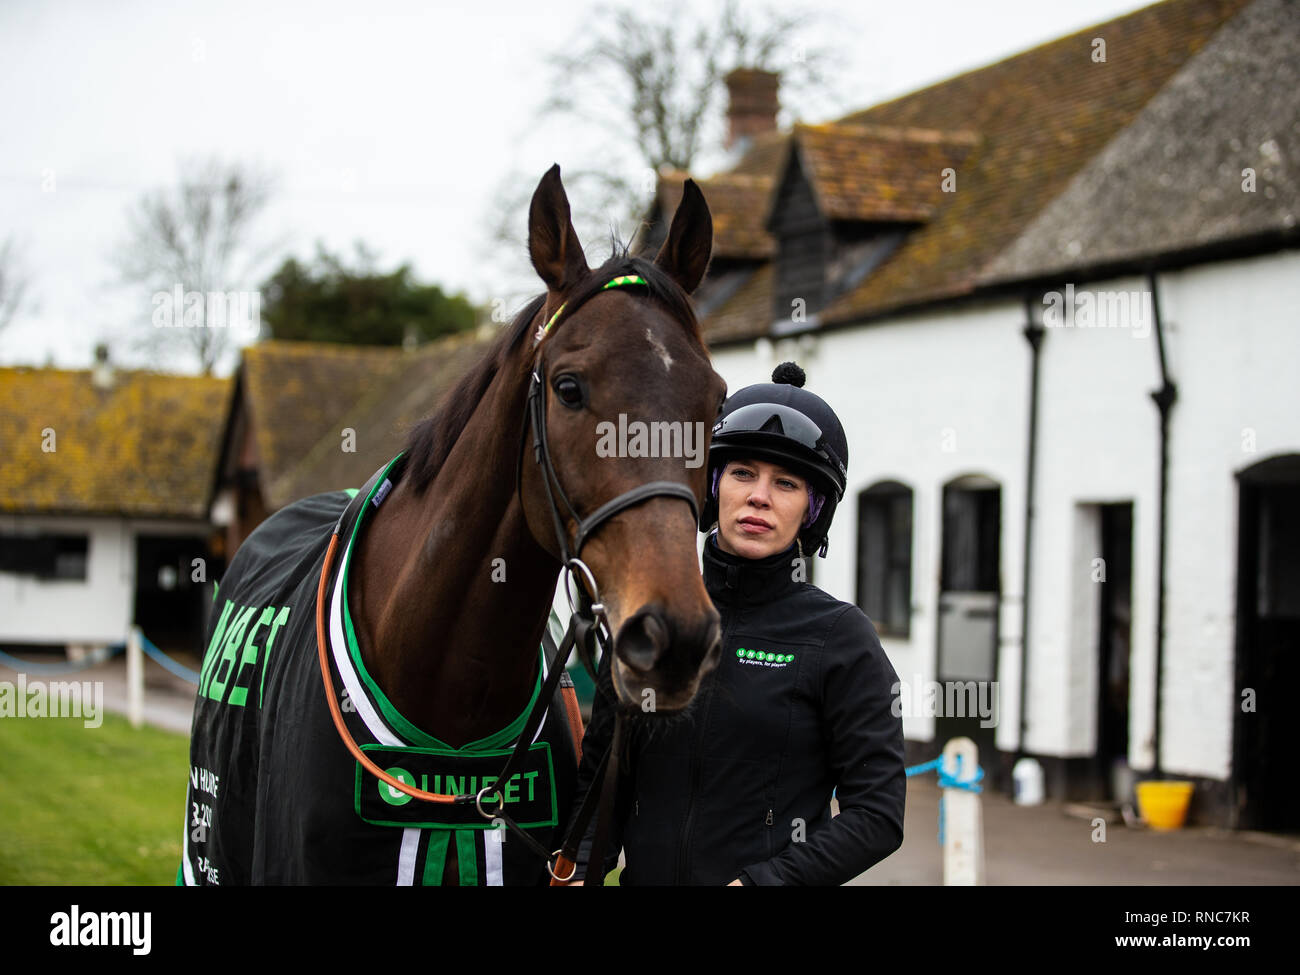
[0,533,89,581]
[857,482,913,636]
[941,485,1000,593]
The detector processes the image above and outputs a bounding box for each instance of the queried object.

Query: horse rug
[179,455,578,885]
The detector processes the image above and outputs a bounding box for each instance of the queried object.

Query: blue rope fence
[906,754,984,846]
[0,632,200,684]
[136,633,202,684]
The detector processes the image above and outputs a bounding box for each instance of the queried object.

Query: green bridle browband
[539,274,647,338]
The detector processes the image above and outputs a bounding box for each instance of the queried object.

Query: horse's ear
[528,164,589,294]
[654,178,713,295]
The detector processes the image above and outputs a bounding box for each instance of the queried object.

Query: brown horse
[351,164,724,740]
[181,165,724,885]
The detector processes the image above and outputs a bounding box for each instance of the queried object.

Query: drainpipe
[1019,296,1045,757]
[1148,271,1177,778]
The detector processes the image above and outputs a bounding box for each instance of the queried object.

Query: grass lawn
[0,710,624,886]
[0,711,190,885]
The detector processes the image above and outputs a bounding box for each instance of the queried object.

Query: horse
[180,165,727,885]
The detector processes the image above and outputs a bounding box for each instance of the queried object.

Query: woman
[567,362,905,885]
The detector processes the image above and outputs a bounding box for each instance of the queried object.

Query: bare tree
[0,236,30,334]
[115,157,279,374]
[484,0,843,263]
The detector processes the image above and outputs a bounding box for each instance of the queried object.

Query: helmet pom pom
[772,361,806,387]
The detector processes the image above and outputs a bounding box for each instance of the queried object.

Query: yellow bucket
[1136,781,1194,830]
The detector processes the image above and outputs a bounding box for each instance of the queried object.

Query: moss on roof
[239,341,408,509]
[657,171,776,260]
[275,329,494,504]
[787,123,978,224]
[0,367,230,518]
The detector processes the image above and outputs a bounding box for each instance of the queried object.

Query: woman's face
[715,458,809,559]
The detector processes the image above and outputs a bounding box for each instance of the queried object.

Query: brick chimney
[724,68,780,153]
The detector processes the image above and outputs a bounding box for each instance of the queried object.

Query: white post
[127,626,144,729]
[941,736,985,886]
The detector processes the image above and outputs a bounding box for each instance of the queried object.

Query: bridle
[519,278,701,659]
[315,273,702,884]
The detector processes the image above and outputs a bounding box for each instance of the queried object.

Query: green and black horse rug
[180,459,579,885]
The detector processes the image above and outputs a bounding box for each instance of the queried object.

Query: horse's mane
[402,245,702,495]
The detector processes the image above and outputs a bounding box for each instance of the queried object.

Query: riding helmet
[700,361,849,557]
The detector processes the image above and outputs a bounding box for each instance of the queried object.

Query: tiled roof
[657,171,776,260]
[983,0,1299,282]
[639,130,792,262]
[823,0,1250,326]
[784,123,978,224]
[239,341,408,510]
[275,329,494,504]
[727,128,792,178]
[0,367,230,518]
[692,0,1251,343]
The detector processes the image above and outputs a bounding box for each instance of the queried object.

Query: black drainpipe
[1019,296,1045,757]
[1148,271,1177,778]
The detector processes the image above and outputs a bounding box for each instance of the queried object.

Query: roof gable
[237,341,408,509]
[773,123,978,226]
[274,330,494,505]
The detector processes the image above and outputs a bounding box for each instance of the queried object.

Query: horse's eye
[553,375,585,409]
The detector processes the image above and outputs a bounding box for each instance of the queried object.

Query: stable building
[642,0,1299,829]
[210,331,490,552]
[0,354,229,655]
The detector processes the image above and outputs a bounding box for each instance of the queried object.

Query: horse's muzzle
[611,605,721,713]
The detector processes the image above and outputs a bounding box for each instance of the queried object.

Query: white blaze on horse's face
[644,326,674,372]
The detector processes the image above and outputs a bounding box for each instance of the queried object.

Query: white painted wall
[706,248,1300,785]
[0,514,209,648]
[1031,274,1161,767]
[1158,251,1300,780]
[711,298,1031,748]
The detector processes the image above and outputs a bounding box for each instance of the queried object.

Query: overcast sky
[0,0,1153,372]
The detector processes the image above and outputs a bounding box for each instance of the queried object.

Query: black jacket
[569,533,905,885]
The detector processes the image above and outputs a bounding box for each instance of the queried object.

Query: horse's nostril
[617,611,668,673]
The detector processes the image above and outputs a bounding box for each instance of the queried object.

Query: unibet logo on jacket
[735,647,795,669]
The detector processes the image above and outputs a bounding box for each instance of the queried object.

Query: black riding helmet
[701,362,849,557]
